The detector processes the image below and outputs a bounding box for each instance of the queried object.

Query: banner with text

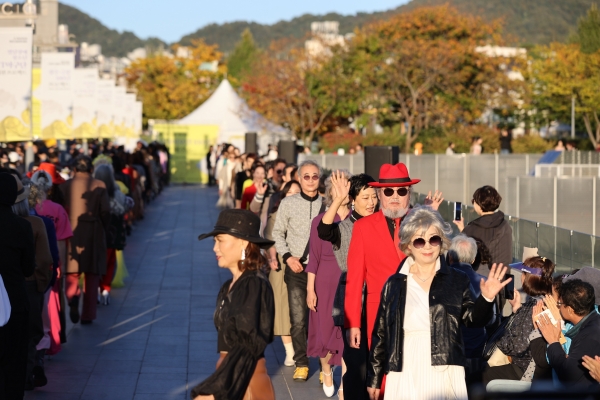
[0,27,33,142]
[96,79,114,138]
[72,68,98,139]
[38,52,74,140]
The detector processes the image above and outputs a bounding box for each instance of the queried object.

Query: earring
[351,202,355,211]
[241,248,246,263]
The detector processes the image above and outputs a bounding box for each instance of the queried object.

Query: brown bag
[216,354,275,400]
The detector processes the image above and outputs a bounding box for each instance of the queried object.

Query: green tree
[571,4,600,54]
[227,29,260,81]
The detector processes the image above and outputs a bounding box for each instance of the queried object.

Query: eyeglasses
[276,169,283,175]
[383,188,409,197]
[412,235,442,249]
[302,175,319,181]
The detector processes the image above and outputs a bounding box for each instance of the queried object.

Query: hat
[14,177,28,204]
[38,162,65,184]
[31,170,54,192]
[564,267,600,305]
[198,209,275,249]
[368,163,421,188]
[0,172,18,206]
[509,262,542,276]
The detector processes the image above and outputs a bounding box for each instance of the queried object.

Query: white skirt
[384,330,468,400]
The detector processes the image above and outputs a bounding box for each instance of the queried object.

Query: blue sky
[61,0,410,43]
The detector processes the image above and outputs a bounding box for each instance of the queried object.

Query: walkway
[25,185,341,400]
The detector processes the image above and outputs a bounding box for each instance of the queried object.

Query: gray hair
[31,170,53,193]
[448,234,477,264]
[93,164,116,198]
[324,170,353,207]
[12,198,29,218]
[298,160,322,177]
[400,205,453,254]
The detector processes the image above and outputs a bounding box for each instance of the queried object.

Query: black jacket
[367,256,494,389]
[463,211,512,275]
[0,205,35,313]
[191,269,274,400]
[547,311,600,388]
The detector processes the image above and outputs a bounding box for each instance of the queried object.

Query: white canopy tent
[178,79,291,154]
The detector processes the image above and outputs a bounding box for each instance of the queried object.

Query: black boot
[69,295,80,324]
[32,349,48,387]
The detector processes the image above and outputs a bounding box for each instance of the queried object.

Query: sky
[60,0,410,43]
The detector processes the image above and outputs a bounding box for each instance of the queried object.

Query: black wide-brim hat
[198,209,275,249]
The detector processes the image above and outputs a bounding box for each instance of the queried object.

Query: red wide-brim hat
[368,163,421,187]
[38,162,66,185]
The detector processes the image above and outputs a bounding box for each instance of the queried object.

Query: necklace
[411,264,434,282]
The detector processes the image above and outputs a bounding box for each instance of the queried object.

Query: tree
[125,40,226,123]
[528,43,600,147]
[345,5,521,153]
[227,29,261,81]
[571,4,600,54]
[241,40,340,145]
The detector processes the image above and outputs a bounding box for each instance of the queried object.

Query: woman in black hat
[192,209,275,400]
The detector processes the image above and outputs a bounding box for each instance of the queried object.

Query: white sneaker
[101,290,110,305]
[322,370,335,397]
[284,352,295,367]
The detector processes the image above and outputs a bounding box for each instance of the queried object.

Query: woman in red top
[240,164,266,210]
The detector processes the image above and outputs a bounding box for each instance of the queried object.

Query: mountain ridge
[59,0,594,57]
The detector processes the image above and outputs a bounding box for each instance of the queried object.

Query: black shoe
[24,379,34,391]
[81,320,93,325]
[69,296,80,324]
[32,366,47,387]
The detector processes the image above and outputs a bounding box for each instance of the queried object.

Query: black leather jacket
[367,256,494,389]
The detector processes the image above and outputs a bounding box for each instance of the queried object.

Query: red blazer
[344,210,406,347]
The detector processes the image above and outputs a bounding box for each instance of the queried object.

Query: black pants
[482,363,524,387]
[342,316,369,400]
[0,309,29,400]
[25,282,44,386]
[284,268,309,367]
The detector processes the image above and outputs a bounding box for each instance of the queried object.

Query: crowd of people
[195,144,600,400]
[0,139,169,399]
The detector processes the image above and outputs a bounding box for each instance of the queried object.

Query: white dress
[384,258,468,400]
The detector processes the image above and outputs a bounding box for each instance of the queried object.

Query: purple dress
[305,212,344,366]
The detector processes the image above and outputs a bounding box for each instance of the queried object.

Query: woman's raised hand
[330,170,350,205]
[256,181,267,195]
[480,263,511,300]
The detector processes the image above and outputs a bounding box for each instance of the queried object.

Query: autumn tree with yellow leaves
[125,40,226,124]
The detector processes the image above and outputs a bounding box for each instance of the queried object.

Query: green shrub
[512,135,553,153]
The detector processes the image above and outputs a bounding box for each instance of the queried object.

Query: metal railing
[535,164,600,178]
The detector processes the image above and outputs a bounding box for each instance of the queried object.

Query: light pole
[571,95,576,139]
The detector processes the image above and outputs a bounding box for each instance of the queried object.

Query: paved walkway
[25,185,341,400]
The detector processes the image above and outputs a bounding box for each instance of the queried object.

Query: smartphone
[504,273,515,300]
[454,202,462,221]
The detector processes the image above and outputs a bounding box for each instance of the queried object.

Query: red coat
[344,210,406,347]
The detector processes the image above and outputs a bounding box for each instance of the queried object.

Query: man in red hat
[344,163,441,397]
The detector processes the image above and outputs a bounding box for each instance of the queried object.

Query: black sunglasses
[276,169,283,175]
[412,235,442,249]
[383,187,409,197]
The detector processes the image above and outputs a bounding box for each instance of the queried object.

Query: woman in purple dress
[306,171,352,397]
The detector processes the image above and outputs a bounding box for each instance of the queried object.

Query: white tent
[178,79,291,153]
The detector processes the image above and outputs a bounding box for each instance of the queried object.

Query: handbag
[483,313,516,361]
[487,347,510,367]
[0,274,11,327]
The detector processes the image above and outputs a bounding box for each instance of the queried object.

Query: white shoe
[322,370,335,397]
[101,290,110,305]
[284,352,295,367]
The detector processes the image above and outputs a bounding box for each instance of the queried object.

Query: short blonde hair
[400,205,452,255]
